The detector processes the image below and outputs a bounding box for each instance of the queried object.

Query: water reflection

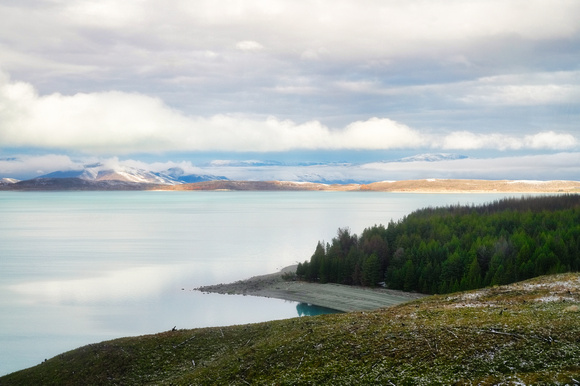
[296,303,342,317]
[1,191,517,375]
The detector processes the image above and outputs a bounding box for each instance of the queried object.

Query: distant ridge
[35,164,228,185]
[1,178,157,191]
[360,179,580,193]
[166,179,580,193]
[1,178,579,192]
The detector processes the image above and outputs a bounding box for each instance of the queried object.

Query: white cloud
[0,154,83,177]
[63,1,147,29]
[373,71,580,106]
[360,152,580,181]
[235,40,264,51]
[441,132,523,150]
[0,73,424,153]
[460,71,580,106]
[460,83,580,106]
[120,159,204,175]
[441,130,578,151]
[2,0,578,77]
[0,0,577,141]
[338,118,427,149]
[2,151,579,182]
[0,155,206,179]
[1,73,577,154]
[524,131,578,149]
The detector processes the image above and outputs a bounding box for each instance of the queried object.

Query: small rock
[563,305,579,313]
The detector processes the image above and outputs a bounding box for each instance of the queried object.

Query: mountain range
[4,153,578,192]
[32,164,227,185]
[0,154,458,189]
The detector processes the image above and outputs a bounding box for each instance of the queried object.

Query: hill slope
[2,178,579,192]
[166,179,580,193]
[2,273,579,385]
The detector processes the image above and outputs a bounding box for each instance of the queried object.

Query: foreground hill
[2,273,579,385]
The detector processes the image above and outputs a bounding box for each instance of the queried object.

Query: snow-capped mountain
[37,165,228,185]
[0,178,19,185]
[39,166,178,185]
[163,167,229,183]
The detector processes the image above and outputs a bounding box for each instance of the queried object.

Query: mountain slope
[2,273,579,385]
[36,165,228,185]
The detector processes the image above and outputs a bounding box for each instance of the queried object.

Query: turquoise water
[0,191,523,375]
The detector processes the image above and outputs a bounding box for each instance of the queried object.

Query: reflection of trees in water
[296,303,341,317]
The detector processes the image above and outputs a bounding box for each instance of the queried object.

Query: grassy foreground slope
[2,274,580,385]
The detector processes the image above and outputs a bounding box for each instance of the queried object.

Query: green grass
[2,273,580,385]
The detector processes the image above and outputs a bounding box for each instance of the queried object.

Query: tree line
[296,194,580,294]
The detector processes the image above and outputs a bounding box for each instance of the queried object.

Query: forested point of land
[296,194,580,294]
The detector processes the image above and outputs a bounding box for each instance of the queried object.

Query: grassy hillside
[2,273,579,385]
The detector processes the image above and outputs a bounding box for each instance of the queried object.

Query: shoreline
[3,178,580,193]
[195,265,426,312]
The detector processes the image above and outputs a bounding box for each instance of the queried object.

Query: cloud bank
[2,152,579,182]
[1,73,576,155]
[0,1,578,182]
[1,0,578,130]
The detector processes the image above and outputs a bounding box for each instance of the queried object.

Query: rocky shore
[195,265,426,312]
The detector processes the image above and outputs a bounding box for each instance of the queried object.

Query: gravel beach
[195,266,426,312]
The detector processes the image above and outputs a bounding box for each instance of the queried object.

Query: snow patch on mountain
[39,165,179,185]
[0,178,19,184]
[37,164,228,185]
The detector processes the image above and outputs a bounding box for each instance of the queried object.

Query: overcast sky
[0,0,579,180]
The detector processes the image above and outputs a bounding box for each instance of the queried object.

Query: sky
[0,0,579,181]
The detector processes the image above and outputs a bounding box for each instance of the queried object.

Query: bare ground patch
[195,266,425,312]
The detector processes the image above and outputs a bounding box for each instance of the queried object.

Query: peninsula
[195,265,425,312]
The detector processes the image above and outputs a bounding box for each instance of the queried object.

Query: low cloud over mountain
[2,153,579,185]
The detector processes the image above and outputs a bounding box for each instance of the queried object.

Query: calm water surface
[0,191,523,375]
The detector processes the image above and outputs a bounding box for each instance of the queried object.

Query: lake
[0,191,526,375]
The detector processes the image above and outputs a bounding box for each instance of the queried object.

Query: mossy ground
[2,273,579,385]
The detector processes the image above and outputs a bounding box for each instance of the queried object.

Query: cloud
[2,151,579,182]
[338,118,427,149]
[366,71,580,107]
[0,0,577,139]
[235,40,264,51]
[360,152,580,181]
[441,131,578,151]
[524,131,578,149]
[0,72,428,153]
[458,72,580,106]
[0,154,83,178]
[1,72,577,154]
[441,132,523,151]
[2,1,579,78]
[0,154,206,179]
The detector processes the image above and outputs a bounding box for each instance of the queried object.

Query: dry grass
[161,179,580,193]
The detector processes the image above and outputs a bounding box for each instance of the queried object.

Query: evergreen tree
[299,194,580,294]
